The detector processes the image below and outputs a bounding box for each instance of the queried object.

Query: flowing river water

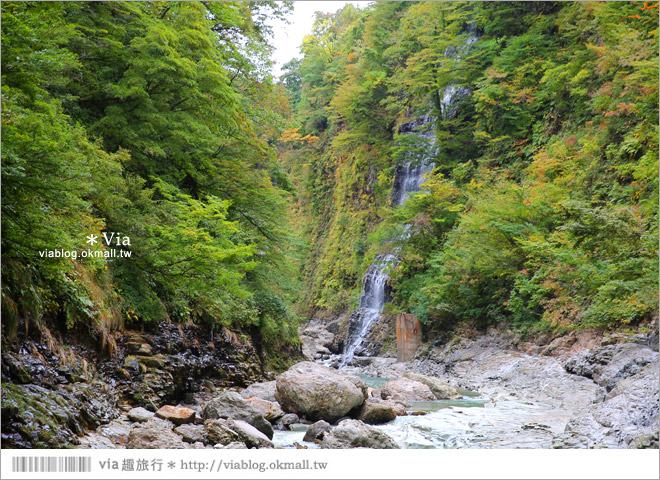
[271,372,576,449]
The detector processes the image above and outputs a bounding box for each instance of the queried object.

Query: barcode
[11,456,92,473]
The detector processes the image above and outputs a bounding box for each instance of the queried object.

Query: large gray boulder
[201,390,273,439]
[321,419,399,449]
[127,418,187,449]
[377,378,436,402]
[241,381,277,402]
[275,362,368,422]
[403,372,460,400]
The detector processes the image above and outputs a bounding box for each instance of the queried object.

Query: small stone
[155,405,196,425]
[215,441,247,449]
[204,419,239,446]
[127,419,187,449]
[174,424,206,443]
[138,354,168,369]
[302,420,332,442]
[276,413,300,430]
[227,419,274,449]
[127,407,154,423]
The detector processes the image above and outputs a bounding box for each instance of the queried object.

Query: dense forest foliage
[279,1,659,335]
[1,1,301,354]
[2,1,658,356]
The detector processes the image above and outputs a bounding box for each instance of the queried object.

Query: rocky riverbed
[3,316,658,450]
[302,319,660,449]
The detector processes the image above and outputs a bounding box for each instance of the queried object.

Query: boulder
[244,396,284,422]
[173,424,206,443]
[275,362,367,422]
[127,407,154,423]
[155,405,196,425]
[321,419,399,449]
[302,420,332,443]
[377,378,435,402]
[204,419,239,446]
[227,419,274,449]
[357,399,397,425]
[403,372,460,400]
[202,390,273,439]
[241,381,277,402]
[127,418,187,449]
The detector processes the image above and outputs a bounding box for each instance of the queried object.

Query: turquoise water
[272,375,488,449]
[355,373,390,388]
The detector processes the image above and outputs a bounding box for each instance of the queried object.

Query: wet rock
[302,420,332,442]
[123,356,147,374]
[321,419,399,449]
[357,398,397,425]
[201,390,273,439]
[139,354,169,369]
[127,407,154,423]
[275,362,367,423]
[403,372,460,399]
[240,381,277,402]
[174,424,206,443]
[244,396,284,422]
[204,419,239,446]
[127,418,186,449]
[377,378,435,402]
[2,379,118,448]
[125,341,153,356]
[226,419,274,449]
[2,353,32,384]
[276,413,300,430]
[155,405,196,425]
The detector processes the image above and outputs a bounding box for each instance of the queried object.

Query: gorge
[1,0,658,455]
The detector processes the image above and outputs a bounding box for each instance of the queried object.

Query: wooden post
[396,313,421,362]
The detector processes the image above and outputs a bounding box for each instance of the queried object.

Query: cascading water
[339,118,436,367]
[391,118,436,207]
[340,254,396,367]
[338,32,477,368]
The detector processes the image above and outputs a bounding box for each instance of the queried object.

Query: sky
[267,1,373,77]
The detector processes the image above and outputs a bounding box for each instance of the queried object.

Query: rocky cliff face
[1,320,267,448]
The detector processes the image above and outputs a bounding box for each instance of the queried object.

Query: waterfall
[340,254,396,367]
[338,33,477,368]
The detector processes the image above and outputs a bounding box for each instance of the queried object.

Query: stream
[271,372,570,449]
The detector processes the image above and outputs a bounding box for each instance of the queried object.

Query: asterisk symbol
[167,461,176,469]
[86,234,98,245]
